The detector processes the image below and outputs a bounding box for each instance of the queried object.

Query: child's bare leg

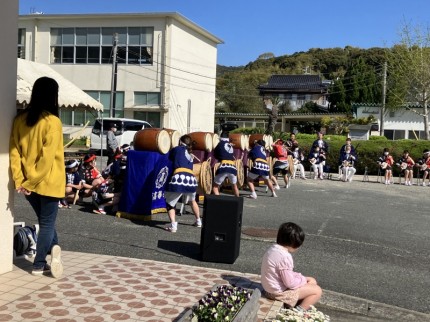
[264,178,276,195]
[189,200,200,220]
[247,179,256,194]
[212,183,220,195]
[297,283,322,310]
[232,184,239,197]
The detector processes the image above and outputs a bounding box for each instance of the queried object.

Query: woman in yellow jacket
[10,77,65,278]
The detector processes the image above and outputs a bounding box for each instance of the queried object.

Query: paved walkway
[0,251,282,322]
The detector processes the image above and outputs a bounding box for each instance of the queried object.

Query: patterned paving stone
[1,253,280,321]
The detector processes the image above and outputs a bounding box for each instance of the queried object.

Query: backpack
[13,225,38,257]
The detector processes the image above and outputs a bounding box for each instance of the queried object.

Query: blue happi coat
[167,145,198,193]
[248,145,269,176]
[214,139,237,176]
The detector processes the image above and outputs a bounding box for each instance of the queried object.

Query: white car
[90,118,152,151]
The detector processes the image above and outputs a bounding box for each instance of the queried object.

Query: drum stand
[376,167,382,183]
[416,168,422,186]
[362,166,369,182]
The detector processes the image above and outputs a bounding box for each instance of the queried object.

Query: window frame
[50,27,154,65]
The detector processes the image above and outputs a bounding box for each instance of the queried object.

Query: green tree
[385,23,430,139]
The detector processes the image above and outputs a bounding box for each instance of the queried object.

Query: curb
[321,289,429,321]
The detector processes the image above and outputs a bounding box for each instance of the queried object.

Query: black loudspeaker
[200,195,243,264]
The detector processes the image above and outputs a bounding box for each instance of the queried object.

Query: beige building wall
[18,13,222,135]
[0,0,18,274]
[167,19,218,134]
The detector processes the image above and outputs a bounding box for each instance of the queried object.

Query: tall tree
[385,23,430,140]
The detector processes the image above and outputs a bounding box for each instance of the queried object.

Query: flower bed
[267,305,330,322]
[178,284,261,322]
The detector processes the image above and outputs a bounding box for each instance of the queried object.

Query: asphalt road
[12,175,430,314]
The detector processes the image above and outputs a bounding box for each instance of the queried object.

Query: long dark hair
[26,77,59,127]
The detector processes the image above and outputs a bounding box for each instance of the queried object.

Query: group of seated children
[378,148,430,186]
[60,144,130,214]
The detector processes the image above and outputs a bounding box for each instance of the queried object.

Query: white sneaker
[165,222,178,233]
[193,219,202,228]
[50,245,63,279]
[272,192,278,198]
[275,185,280,190]
[248,193,257,199]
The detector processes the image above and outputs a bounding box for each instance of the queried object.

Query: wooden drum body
[249,134,270,149]
[133,129,171,154]
[229,133,247,150]
[189,132,213,152]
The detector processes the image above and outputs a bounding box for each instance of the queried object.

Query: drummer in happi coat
[164,135,202,233]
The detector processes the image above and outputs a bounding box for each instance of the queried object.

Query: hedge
[230,128,430,176]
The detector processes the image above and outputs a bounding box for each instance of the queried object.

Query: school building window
[384,129,406,140]
[59,109,98,127]
[134,111,161,127]
[50,27,153,65]
[134,92,161,106]
[18,28,26,58]
[59,91,125,126]
[86,91,125,118]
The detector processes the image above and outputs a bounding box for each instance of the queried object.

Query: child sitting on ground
[61,159,83,207]
[92,178,120,215]
[261,222,322,311]
[79,154,103,200]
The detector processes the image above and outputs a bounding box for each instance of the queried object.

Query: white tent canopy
[16,58,103,111]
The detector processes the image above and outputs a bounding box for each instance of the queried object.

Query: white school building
[18,13,223,137]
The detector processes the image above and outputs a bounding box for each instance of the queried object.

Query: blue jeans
[25,193,59,269]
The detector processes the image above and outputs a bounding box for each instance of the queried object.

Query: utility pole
[110,33,118,118]
[380,61,387,136]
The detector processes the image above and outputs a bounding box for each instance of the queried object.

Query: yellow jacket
[9,111,66,198]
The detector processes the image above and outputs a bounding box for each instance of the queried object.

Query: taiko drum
[188,132,213,152]
[164,129,181,149]
[248,134,271,149]
[133,128,171,154]
[229,133,247,150]
[212,133,220,149]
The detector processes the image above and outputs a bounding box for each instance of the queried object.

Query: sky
[19,0,430,67]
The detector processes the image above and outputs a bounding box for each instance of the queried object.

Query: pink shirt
[261,244,307,294]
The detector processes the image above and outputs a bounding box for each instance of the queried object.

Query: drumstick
[191,154,201,163]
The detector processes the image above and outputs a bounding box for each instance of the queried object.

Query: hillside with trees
[216,46,386,114]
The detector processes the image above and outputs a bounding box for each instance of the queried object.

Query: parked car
[90,118,152,151]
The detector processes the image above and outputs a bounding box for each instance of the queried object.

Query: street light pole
[110,33,118,118]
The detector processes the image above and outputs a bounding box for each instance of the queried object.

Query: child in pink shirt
[261,222,322,311]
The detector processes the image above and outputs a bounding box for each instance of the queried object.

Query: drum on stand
[244,135,250,150]
[133,128,171,154]
[164,129,181,149]
[229,133,247,150]
[189,132,213,152]
[249,134,270,149]
[212,133,220,149]
[193,157,212,195]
